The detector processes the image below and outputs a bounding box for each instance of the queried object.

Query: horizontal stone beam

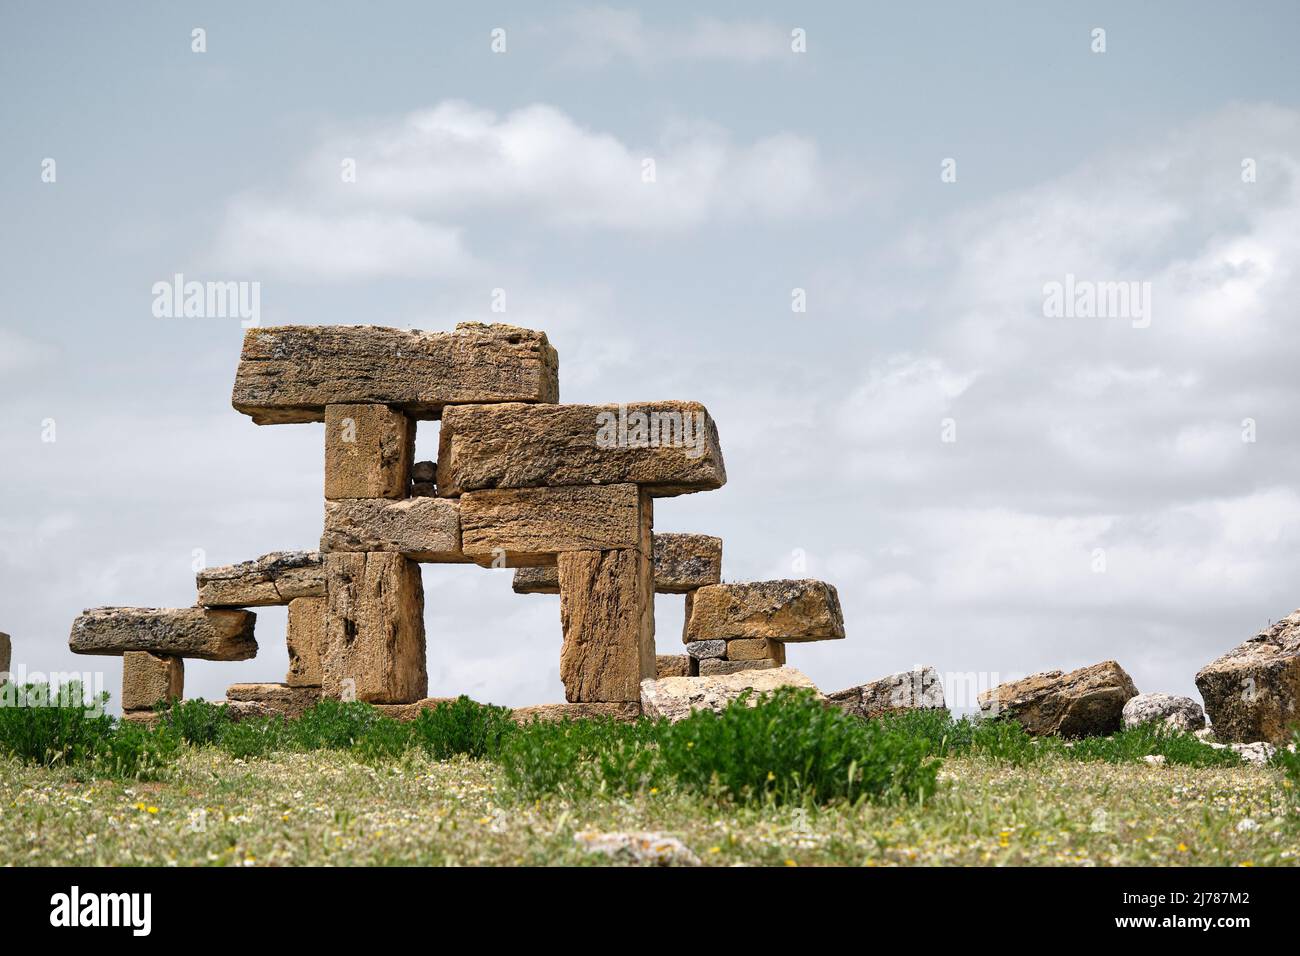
[512,531,721,594]
[231,323,560,425]
[320,498,469,563]
[460,484,648,567]
[70,608,257,661]
[197,551,324,607]
[437,401,725,497]
[684,580,845,644]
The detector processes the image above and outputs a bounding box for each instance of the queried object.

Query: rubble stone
[640,666,821,722]
[978,661,1138,737]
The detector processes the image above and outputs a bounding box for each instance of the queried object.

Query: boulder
[640,666,821,722]
[684,580,844,643]
[1195,612,1300,744]
[70,607,257,661]
[231,323,559,424]
[1121,693,1206,733]
[829,666,947,720]
[978,661,1138,737]
[460,484,649,567]
[321,497,467,562]
[196,551,324,607]
[323,403,412,499]
[437,401,725,497]
[120,652,184,712]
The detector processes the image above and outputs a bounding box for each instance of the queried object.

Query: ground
[2,751,1295,866]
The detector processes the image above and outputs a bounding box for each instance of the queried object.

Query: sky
[3,1,1300,713]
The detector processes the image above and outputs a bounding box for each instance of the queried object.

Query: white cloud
[552,8,791,68]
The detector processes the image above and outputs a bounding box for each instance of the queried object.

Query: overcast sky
[4,2,1300,713]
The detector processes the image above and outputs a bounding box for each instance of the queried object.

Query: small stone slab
[698,658,781,676]
[437,401,725,497]
[226,683,322,718]
[684,580,845,643]
[232,323,560,424]
[684,639,726,660]
[197,551,324,608]
[70,608,257,661]
[655,655,690,678]
[652,534,722,592]
[321,497,467,562]
[724,637,785,663]
[373,697,459,721]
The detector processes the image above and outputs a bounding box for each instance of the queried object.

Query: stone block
[724,638,785,663]
[324,403,412,499]
[684,580,845,643]
[558,548,654,702]
[321,497,467,562]
[286,596,326,687]
[460,484,647,567]
[698,658,781,677]
[121,652,184,711]
[70,608,257,661]
[197,551,324,607]
[226,682,322,718]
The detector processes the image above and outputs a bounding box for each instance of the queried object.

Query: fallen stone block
[698,658,781,676]
[226,683,322,718]
[640,666,821,722]
[684,580,845,643]
[652,534,722,592]
[121,652,184,712]
[286,596,326,687]
[559,548,654,702]
[437,401,725,497]
[232,323,560,424]
[574,831,699,867]
[684,639,726,660]
[324,403,412,499]
[70,608,257,661]
[461,484,648,567]
[321,497,467,562]
[373,697,459,721]
[724,637,786,663]
[1196,611,1300,744]
[323,552,427,704]
[828,666,946,720]
[1121,692,1206,733]
[196,551,324,607]
[978,661,1138,737]
[510,702,642,724]
[656,655,690,678]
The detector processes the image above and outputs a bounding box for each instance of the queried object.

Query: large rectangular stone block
[322,553,427,704]
[558,548,655,703]
[232,323,560,424]
[460,484,648,567]
[725,637,786,663]
[437,401,725,497]
[197,551,324,607]
[512,531,722,594]
[226,683,322,719]
[286,596,326,687]
[324,404,412,499]
[121,651,184,711]
[70,608,257,661]
[684,580,845,644]
[320,497,467,562]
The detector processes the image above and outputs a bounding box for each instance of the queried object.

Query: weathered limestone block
[374,697,458,721]
[724,638,786,663]
[978,661,1138,737]
[461,484,648,567]
[1196,611,1300,743]
[437,401,725,497]
[321,497,467,562]
[828,666,946,720]
[232,323,560,424]
[226,683,322,719]
[0,632,9,677]
[698,658,781,676]
[558,548,654,702]
[640,666,821,722]
[684,639,726,660]
[324,404,412,499]
[652,534,722,592]
[286,596,326,687]
[513,566,560,593]
[684,580,845,643]
[70,608,257,661]
[1122,692,1206,733]
[323,553,427,704]
[121,652,184,711]
[510,702,642,724]
[656,655,690,678]
[197,551,324,607]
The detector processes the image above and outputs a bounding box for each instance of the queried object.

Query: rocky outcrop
[978,661,1138,737]
[639,666,820,722]
[1196,612,1300,744]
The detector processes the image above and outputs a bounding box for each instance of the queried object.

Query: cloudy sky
[3,2,1300,712]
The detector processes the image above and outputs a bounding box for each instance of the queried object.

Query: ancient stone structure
[68,323,848,720]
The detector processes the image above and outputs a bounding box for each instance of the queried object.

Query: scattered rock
[640,666,820,722]
[977,661,1138,737]
[573,831,700,866]
[1121,693,1206,733]
[1142,754,1167,766]
[829,666,947,720]
[1195,611,1300,744]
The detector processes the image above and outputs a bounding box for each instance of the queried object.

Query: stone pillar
[121,651,184,712]
[324,403,413,499]
[285,596,326,687]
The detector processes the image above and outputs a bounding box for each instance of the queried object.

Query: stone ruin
[66,323,848,723]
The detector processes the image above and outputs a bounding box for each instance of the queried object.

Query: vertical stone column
[285,596,326,687]
[322,552,427,703]
[557,491,654,702]
[121,651,184,713]
[324,404,413,499]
